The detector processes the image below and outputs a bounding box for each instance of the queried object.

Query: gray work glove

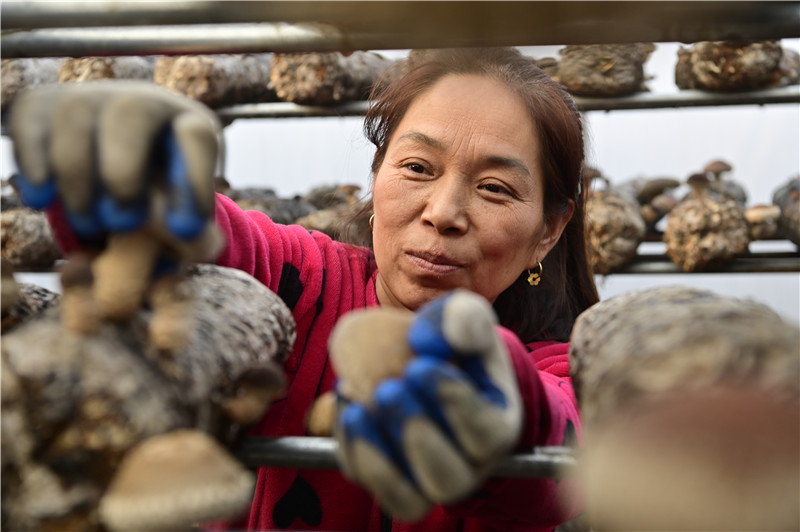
[8,80,224,261]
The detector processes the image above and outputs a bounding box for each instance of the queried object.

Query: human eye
[404,162,427,174]
[400,160,433,177]
[479,181,515,198]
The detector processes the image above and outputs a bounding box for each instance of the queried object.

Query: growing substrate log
[58,56,155,83]
[154,54,277,108]
[0,207,62,269]
[675,40,788,91]
[1,58,62,111]
[556,43,655,97]
[772,176,800,246]
[662,176,750,272]
[585,183,646,275]
[269,51,394,105]
[1,263,296,531]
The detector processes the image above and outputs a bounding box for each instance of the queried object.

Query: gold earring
[368,214,374,230]
[527,262,542,286]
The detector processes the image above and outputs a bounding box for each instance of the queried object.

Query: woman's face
[373,73,571,310]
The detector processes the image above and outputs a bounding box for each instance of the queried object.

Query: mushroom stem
[147,273,193,352]
[59,252,101,334]
[92,229,161,321]
[686,173,712,199]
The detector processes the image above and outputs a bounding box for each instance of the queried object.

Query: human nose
[420,173,469,234]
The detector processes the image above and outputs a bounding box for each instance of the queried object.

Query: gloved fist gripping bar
[322,290,522,522]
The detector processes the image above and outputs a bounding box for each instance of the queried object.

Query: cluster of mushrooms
[585,160,799,274]
[2,178,297,530]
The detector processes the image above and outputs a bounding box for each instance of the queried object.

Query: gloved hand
[7,80,223,261]
[334,290,522,522]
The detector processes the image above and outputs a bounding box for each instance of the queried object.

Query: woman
[9,47,598,531]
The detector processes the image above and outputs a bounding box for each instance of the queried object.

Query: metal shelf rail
[618,251,800,275]
[213,86,800,121]
[3,1,800,58]
[235,437,577,479]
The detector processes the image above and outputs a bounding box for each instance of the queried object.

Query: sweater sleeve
[441,330,582,531]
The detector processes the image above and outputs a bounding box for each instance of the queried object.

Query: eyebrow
[395,130,533,179]
[395,131,445,151]
[484,155,533,179]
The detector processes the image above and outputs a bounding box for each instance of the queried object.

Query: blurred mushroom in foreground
[1,264,295,531]
[663,173,750,271]
[569,285,799,532]
[306,307,415,436]
[98,429,255,532]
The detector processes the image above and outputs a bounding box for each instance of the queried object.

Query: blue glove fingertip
[339,403,411,475]
[459,357,507,408]
[163,132,207,240]
[339,403,387,452]
[65,207,105,240]
[97,195,149,233]
[408,295,455,359]
[374,379,426,427]
[12,172,57,210]
[372,379,423,480]
[404,358,459,441]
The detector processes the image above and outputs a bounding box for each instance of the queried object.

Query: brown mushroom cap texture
[703,160,733,175]
[99,429,255,531]
[687,172,711,187]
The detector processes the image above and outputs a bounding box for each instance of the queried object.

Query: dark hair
[351,47,598,342]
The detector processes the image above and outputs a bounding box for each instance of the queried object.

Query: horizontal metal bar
[575,86,800,111]
[3,1,799,57]
[217,101,371,121]
[618,254,800,274]
[215,87,800,121]
[234,437,577,479]
[1,23,354,58]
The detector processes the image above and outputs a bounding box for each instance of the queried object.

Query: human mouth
[406,251,464,275]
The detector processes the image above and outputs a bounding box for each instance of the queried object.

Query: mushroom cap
[686,172,711,188]
[582,166,604,180]
[745,204,782,224]
[636,177,681,205]
[99,429,255,531]
[328,307,415,404]
[703,159,733,175]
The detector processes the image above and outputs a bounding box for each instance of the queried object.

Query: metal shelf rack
[2,0,799,476]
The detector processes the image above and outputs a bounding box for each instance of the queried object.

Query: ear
[528,199,574,269]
